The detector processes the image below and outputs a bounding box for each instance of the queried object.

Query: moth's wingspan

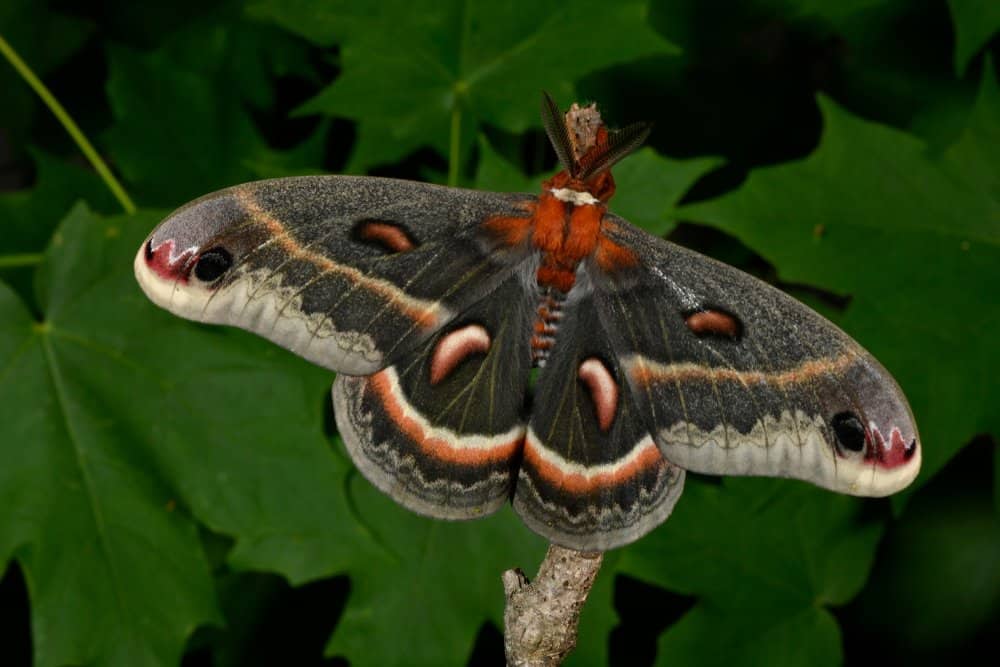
[333,275,534,519]
[135,176,535,374]
[592,218,921,496]
[514,288,685,551]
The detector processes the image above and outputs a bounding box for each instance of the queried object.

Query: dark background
[1,1,997,665]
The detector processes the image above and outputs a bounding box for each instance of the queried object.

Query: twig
[502,544,604,666]
[0,33,136,214]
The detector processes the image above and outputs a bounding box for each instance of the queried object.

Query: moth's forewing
[135,175,534,374]
[593,216,921,497]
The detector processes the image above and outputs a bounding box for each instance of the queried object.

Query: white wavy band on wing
[371,366,525,460]
[134,246,452,374]
[656,410,921,497]
[523,429,662,491]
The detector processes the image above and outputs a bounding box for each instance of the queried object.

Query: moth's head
[135,188,263,320]
[540,92,651,202]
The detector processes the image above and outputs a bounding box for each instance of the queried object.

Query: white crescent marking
[578,357,618,431]
[430,324,491,385]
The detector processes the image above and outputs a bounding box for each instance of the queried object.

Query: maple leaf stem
[503,544,603,666]
[0,33,137,215]
[0,253,44,269]
[448,103,462,187]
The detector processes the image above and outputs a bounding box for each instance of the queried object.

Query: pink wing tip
[144,238,194,283]
[867,423,919,469]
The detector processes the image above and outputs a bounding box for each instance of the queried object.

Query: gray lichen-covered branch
[502,545,604,666]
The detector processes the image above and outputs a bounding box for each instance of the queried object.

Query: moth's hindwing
[333,275,534,519]
[135,176,535,374]
[514,285,685,551]
[593,218,921,497]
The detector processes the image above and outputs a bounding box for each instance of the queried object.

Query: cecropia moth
[135,95,920,550]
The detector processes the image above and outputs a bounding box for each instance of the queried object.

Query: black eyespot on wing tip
[145,239,154,261]
[194,247,233,283]
[831,411,866,453]
[905,438,918,458]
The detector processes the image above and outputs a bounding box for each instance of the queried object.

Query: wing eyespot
[578,357,618,432]
[831,411,866,454]
[429,323,491,385]
[683,308,743,340]
[193,247,233,283]
[353,219,417,254]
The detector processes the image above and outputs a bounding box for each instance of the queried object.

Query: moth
[135,95,920,551]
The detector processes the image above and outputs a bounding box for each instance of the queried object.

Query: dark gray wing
[135,176,535,374]
[514,278,685,551]
[589,216,920,497]
[333,274,535,519]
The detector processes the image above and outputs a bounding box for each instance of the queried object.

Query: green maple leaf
[103,17,321,208]
[996,446,1000,516]
[104,45,274,207]
[0,149,118,256]
[249,0,678,173]
[154,12,319,110]
[0,205,375,665]
[848,461,1000,658]
[942,59,1000,200]
[473,135,541,193]
[0,0,93,157]
[611,149,723,235]
[615,478,882,667]
[676,85,1000,490]
[946,0,1000,75]
[326,478,546,665]
[0,149,120,312]
[0,206,219,666]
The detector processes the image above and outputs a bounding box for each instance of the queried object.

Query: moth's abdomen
[529,289,565,367]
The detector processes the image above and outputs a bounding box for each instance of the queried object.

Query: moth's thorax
[532,191,605,293]
[480,172,639,367]
[527,170,635,293]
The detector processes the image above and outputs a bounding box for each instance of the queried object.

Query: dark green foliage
[680,83,1000,489]
[0,1,997,665]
